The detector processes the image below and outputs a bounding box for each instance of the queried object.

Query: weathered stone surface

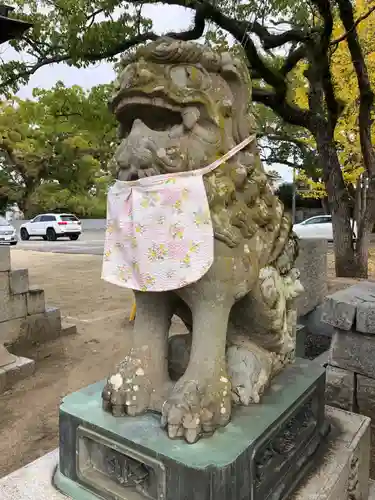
[329,329,375,378]
[299,304,336,338]
[370,479,375,499]
[0,356,35,393]
[357,300,375,335]
[357,375,375,478]
[325,365,355,411]
[295,239,328,317]
[357,374,375,418]
[10,307,62,352]
[61,322,77,337]
[0,271,10,301]
[26,288,45,315]
[321,281,375,331]
[0,343,17,368]
[0,247,10,272]
[0,318,23,344]
[0,294,27,323]
[292,406,370,500]
[9,269,29,295]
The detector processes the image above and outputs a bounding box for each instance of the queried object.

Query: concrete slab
[0,450,62,500]
[0,406,371,500]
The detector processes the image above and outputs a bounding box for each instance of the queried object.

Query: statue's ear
[219,53,255,144]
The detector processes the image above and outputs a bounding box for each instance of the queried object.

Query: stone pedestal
[322,281,375,477]
[295,239,328,317]
[54,359,329,500]
[0,247,76,392]
[0,406,370,500]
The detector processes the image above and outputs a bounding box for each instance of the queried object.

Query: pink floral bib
[101,136,255,292]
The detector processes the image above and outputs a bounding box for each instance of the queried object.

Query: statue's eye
[185,66,202,84]
[170,66,187,87]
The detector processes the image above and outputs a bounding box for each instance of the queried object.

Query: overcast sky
[2,4,292,182]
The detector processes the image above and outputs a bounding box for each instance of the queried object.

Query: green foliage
[0,82,117,216]
[276,182,323,210]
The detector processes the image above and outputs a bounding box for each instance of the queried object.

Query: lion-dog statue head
[110,37,293,267]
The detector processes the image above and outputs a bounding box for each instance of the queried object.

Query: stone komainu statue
[101,37,303,443]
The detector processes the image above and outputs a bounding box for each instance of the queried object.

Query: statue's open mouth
[115,95,183,135]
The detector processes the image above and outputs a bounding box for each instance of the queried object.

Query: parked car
[19,213,82,241]
[293,214,357,241]
[0,216,18,245]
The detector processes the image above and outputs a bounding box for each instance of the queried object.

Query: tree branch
[87,9,105,29]
[336,0,375,178]
[252,87,312,128]
[0,6,207,94]
[309,0,343,130]
[281,45,307,75]
[330,3,375,46]
[1,0,316,134]
[250,21,311,49]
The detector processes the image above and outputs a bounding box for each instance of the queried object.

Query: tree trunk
[321,197,329,214]
[314,126,360,277]
[353,175,375,278]
[18,181,36,218]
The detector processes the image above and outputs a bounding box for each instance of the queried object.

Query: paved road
[8,230,338,256]
[11,231,105,255]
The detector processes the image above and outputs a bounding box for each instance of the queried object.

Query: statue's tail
[268,209,299,276]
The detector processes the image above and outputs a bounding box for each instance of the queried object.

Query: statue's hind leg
[167,265,302,408]
[102,291,174,416]
[226,265,302,405]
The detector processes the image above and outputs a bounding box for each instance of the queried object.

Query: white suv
[20,213,82,241]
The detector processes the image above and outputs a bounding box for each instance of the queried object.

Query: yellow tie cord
[129,301,137,321]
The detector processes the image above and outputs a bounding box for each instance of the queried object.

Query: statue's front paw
[161,374,231,444]
[102,354,152,417]
[227,344,275,405]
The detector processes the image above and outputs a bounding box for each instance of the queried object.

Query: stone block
[293,405,371,500]
[0,247,10,272]
[295,238,328,317]
[0,343,17,368]
[329,329,375,378]
[0,294,27,323]
[321,281,375,331]
[325,365,355,411]
[0,318,23,344]
[357,300,375,335]
[299,304,336,338]
[357,374,375,420]
[0,271,10,301]
[0,356,35,393]
[61,322,77,337]
[9,269,29,295]
[356,374,375,476]
[26,288,45,315]
[10,307,62,351]
[370,479,375,499]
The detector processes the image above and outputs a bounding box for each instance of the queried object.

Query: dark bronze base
[54,359,329,500]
